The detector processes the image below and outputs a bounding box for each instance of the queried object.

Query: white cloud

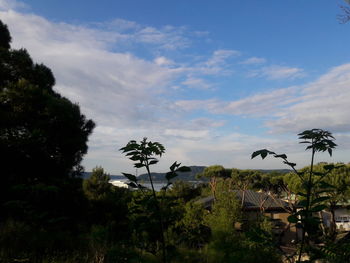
[224,87,300,116]
[174,99,222,112]
[0,0,27,10]
[135,25,190,50]
[250,65,305,80]
[164,129,209,140]
[154,56,174,66]
[176,63,350,138]
[175,87,300,116]
[267,64,350,133]
[198,49,240,75]
[205,49,240,66]
[240,57,266,65]
[181,77,213,90]
[1,10,192,128]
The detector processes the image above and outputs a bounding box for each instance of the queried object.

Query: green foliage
[0,20,11,49]
[83,166,111,200]
[167,181,202,202]
[0,30,95,258]
[120,137,165,168]
[254,171,287,196]
[120,138,190,263]
[318,239,350,263]
[252,129,338,262]
[204,179,241,233]
[204,187,281,263]
[0,20,95,222]
[196,165,229,200]
[231,168,263,191]
[197,165,228,179]
[0,20,116,263]
[173,202,210,248]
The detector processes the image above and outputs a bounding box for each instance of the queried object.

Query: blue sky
[1,0,350,174]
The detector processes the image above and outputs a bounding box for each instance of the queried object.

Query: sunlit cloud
[175,63,350,136]
[240,57,266,65]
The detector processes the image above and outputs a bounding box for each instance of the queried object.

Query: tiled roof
[199,190,290,211]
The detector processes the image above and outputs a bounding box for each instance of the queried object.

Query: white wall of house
[322,208,350,231]
[334,208,350,231]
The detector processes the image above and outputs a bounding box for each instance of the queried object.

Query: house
[198,190,298,244]
[322,206,350,231]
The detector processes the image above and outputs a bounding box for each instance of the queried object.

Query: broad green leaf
[327,148,332,156]
[176,166,191,172]
[166,171,178,181]
[170,161,178,171]
[134,163,144,168]
[298,200,308,207]
[283,161,296,167]
[274,154,287,159]
[311,204,327,212]
[311,196,330,205]
[126,151,139,156]
[129,155,141,161]
[323,164,335,171]
[318,181,335,189]
[149,159,158,165]
[288,215,299,223]
[297,192,308,197]
[127,182,138,188]
[251,149,275,159]
[122,173,137,182]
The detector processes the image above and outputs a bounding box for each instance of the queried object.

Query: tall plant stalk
[252,129,337,262]
[120,138,190,263]
[144,158,167,263]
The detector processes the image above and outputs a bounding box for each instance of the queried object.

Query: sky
[1,0,350,174]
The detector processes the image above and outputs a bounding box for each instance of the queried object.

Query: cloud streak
[176,63,350,135]
[249,65,305,80]
[240,57,266,65]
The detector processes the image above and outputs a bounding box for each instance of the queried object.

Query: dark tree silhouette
[0,20,94,182]
[0,20,95,223]
[0,20,11,49]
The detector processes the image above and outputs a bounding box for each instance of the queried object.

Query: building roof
[199,190,290,212]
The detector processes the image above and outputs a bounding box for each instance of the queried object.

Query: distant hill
[82,172,124,180]
[138,166,207,182]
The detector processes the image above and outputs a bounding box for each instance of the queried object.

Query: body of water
[110,179,167,191]
[110,179,202,191]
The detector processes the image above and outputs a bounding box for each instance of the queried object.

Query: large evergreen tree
[0,20,95,184]
[0,20,95,221]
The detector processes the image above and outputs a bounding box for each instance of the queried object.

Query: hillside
[137,166,207,182]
